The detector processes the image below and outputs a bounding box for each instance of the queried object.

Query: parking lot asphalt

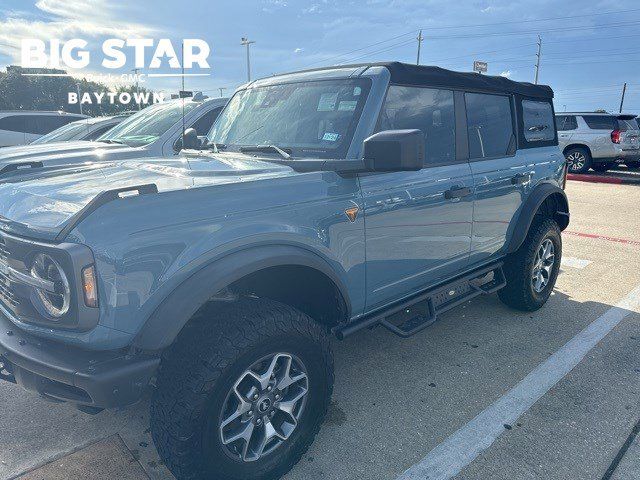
[1,179,639,480]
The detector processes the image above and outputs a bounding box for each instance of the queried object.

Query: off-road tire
[564,147,591,174]
[150,298,334,480]
[498,218,562,311]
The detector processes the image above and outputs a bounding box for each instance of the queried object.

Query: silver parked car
[29,113,134,145]
[0,96,228,171]
[556,112,640,173]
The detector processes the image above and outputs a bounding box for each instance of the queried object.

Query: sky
[0,0,639,112]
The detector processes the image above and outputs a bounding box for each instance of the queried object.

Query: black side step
[335,263,506,340]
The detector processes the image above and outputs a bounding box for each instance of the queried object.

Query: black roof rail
[55,183,158,241]
[0,161,44,176]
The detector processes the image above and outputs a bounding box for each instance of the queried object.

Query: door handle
[444,186,472,200]
[511,173,531,185]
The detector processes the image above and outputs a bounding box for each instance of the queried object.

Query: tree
[0,66,156,116]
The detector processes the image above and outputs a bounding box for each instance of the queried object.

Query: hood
[0,141,129,165]
[0,153,295,241]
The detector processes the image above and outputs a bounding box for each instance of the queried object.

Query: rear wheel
[151,298,334,480]
[498,218,562,311]
[564,147,591,174]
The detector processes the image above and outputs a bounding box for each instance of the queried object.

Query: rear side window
[0,115,25,133]
[556,115,577,131]
[465,93,514,159]
[84,124,115,140]
[522,100,555,142]
[583,115,615,130]
[618,119,638,131]
[190,107,223,136]
[376,85,456,166]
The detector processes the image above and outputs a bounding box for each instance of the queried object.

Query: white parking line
[561,257,592,269]
[397,284,640,480]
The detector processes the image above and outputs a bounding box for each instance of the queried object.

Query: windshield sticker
[318,92,339,111]
[322,132,340,142]
[353,86,362,96]
[338,100,357,111]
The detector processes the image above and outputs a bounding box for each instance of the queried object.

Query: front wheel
[151,298,334,480]
[498,218,562,311]
[564,147,591,174]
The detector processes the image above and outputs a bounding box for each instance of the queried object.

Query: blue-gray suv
[0,63,569,480]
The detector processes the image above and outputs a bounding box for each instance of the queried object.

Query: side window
[190,107,223,136]
[84,124,113,140]
[556,115,577,131]
[583,115,615,130]
[376,86,456,165]
[0,115,25,133]
[465,93,514,159]
[522,100,555,142]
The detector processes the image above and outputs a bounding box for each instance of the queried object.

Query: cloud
[500,70,512,78]
[294,47,304,53]
[0,0,156,63]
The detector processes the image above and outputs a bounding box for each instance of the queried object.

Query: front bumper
[0,313,159,409]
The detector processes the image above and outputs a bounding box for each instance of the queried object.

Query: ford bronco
[0,63,568,480]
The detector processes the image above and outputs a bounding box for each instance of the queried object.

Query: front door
[359,85,473,312]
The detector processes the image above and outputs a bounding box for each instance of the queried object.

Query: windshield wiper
[240,145,292,159]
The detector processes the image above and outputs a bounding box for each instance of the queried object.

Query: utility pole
[131,67,141,110]
[416,30,424,65]
[218,87,227,98]
[76,83,83,115]
[534,35,542,84]
[619,83,627,113]
[241,37,256,82]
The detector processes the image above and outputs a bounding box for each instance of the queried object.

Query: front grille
[0,236,19,310]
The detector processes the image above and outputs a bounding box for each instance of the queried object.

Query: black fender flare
[134,245,352,351]
[505,183,569,254]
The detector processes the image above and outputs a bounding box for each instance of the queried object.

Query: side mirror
[174,128,201,152]
[363,129,424,172]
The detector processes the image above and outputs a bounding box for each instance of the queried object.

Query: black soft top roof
[366,62,554,99]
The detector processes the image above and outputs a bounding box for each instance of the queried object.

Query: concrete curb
[567,173,640,185]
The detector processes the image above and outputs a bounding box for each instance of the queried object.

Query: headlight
[30,253,71,318]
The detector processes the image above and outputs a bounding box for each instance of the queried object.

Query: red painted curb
[567,173,640,185]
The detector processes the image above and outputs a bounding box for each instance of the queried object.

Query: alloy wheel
[532,238,555,293]
[219,353,309,462]
[566,152,586,172]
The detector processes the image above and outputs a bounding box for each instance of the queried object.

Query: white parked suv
[0,111,88,147]
[0,96,228,172]
[556,112,640,173]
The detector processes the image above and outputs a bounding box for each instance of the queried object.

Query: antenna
[181,41,186,140]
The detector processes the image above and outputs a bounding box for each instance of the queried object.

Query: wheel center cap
[258,398,271,413]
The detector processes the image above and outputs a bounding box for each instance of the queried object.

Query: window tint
[522,100,555,142]
[30,121,87,144]
[465,93,514,159]
[376,86,456,165]
[618,119,638,131]
[84,124,115,140]
[556,115,577,131]
[190,107,223,136]
[0,115,24,133]
[583,115,615,130]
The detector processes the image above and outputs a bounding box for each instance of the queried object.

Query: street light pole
[416,30,423,65]
[241,37,256,82]
[76,83,83,115]
[534,35,542,85]
[218,87,227,98]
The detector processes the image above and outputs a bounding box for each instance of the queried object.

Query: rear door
[466,92,530,266]
[618,117,640,153]
[556,114,578,148]
[359,85,473,312]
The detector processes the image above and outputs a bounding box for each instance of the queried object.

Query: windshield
[98,100,198,147]
[31,121,88,144]
[208,79,371,159]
